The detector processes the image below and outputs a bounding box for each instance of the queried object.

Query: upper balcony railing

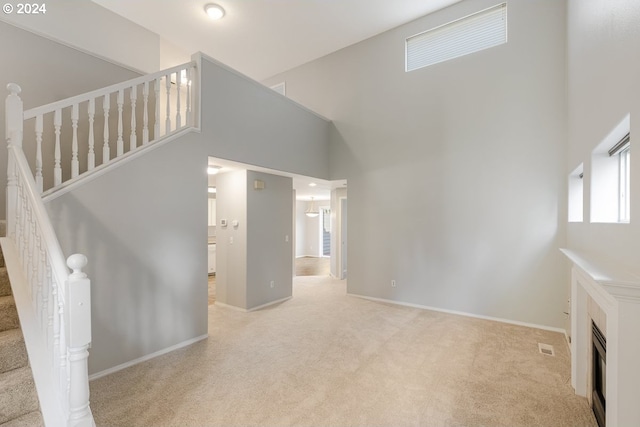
[20,61,196,195]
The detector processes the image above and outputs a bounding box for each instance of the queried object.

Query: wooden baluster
[71,104,79,178]
[103,94,110,163]
[142,81,149,144]
[165,74,172,135]
[54,109,62,186]
[88,99,95,171]
[47,258,56,348]
[57,277,67,412]
[176,71,182,129]
[35,115,43,193]
[154,78,161,140]
[186,67,192,126]
[130,85,137,151]
[65,254,92,426]
[117,89,124,157]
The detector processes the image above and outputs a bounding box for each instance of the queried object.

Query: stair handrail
[6,83,94,427]
[20,61,197,194]
[23,61,196,120]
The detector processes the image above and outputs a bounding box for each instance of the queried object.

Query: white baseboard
[347,293,567,334]
[248,296,292,312]
[215,296,292,313]
[89,334,208,381]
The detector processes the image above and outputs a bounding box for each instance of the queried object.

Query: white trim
[214,296,292,313]
[347,293,566,334]
[42,127,199,202]
[0,238,66,425]
[88,334,208,381]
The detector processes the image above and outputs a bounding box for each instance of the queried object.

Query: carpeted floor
[90,276,596,427]
[295,256,330,276]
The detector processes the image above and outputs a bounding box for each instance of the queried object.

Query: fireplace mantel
[561,248,640,427]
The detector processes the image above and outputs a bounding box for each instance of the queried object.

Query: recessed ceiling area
[207,157,344,201]
[91,0,462,80]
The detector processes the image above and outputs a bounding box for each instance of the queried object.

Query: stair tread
[0,296,19,333]
[0,328,28,375]
[0,267,10,297]
[0,367,39,425]
[0,410,43,427]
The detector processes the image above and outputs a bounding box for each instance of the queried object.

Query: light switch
[229,236,233,244]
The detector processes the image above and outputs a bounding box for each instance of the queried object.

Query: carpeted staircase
[0,246,44,427]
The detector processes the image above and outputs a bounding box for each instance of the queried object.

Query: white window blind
[406,3,507,72]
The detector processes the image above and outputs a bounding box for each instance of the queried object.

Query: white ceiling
[91,0,461,81]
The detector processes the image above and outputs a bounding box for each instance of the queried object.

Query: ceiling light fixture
[207,166,221,175]
[208,187,217,194]
[305,197,319,218]
[309,182,317,187]
[204,3,225,20]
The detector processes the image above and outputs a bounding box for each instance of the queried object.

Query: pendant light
[305,197,319,218]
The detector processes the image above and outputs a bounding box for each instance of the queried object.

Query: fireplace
[592,321,606,427]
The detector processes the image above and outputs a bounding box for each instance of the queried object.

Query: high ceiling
[91,0,461,81]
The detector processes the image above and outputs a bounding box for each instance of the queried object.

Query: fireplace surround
[561,249,640,427]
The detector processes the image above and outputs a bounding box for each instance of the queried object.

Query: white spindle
[71,104,79,178]
[88,99,95,171]
[103,94,110,163]
[130,86,137,151]
[65,255,92,427]
[35,114,43,193]
[186,67,192,126]
[54,109,62,186]
[165,75,172,135]
[154,78,161,140]
[176,71,182,129]
[117,89,124,157]
[142,81,149,144]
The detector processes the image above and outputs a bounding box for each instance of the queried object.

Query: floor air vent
[538,343,555,356]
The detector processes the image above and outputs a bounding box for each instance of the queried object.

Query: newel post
[65,254,93,427]
[5,83,23,238]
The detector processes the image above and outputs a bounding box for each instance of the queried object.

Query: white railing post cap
[6,83,22,95]
[67,254,88,279]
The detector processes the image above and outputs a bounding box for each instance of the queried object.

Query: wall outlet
[391,280,397,288]
[270,280,275,288]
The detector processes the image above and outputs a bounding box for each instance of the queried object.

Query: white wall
[0,21,142,220]
[295,200,322,258]
[295,201,308,257]
[566,0,640,271]
[0,0,160,73]
[264,0,569,328]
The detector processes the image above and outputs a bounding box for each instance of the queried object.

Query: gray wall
[215,170,248,309]
[264,0,569,328]
[566,0,640,270]
[200,57,330,180]
[45,133,208,375]
[0,21,141,220]
[216,170,293,310]
[246,171,293,309]
[36,51,329,373]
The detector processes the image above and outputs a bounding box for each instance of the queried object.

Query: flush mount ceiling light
[305,197,319,218]
[204,3,225,20]
[208,187,217,194]
[309,182,317,187]
[207,166,221,175]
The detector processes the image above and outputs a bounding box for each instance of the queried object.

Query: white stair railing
[21,61,196,194]
[6,84,94,427]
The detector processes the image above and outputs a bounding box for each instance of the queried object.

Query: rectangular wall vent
[538,343,555,356]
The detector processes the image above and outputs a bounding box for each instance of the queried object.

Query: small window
[405,3,507,72]
[611,134,631,222]
[591,115,631,223]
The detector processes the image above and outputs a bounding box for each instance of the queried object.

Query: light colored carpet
[295,256,330,277]
[90,276,596,427]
